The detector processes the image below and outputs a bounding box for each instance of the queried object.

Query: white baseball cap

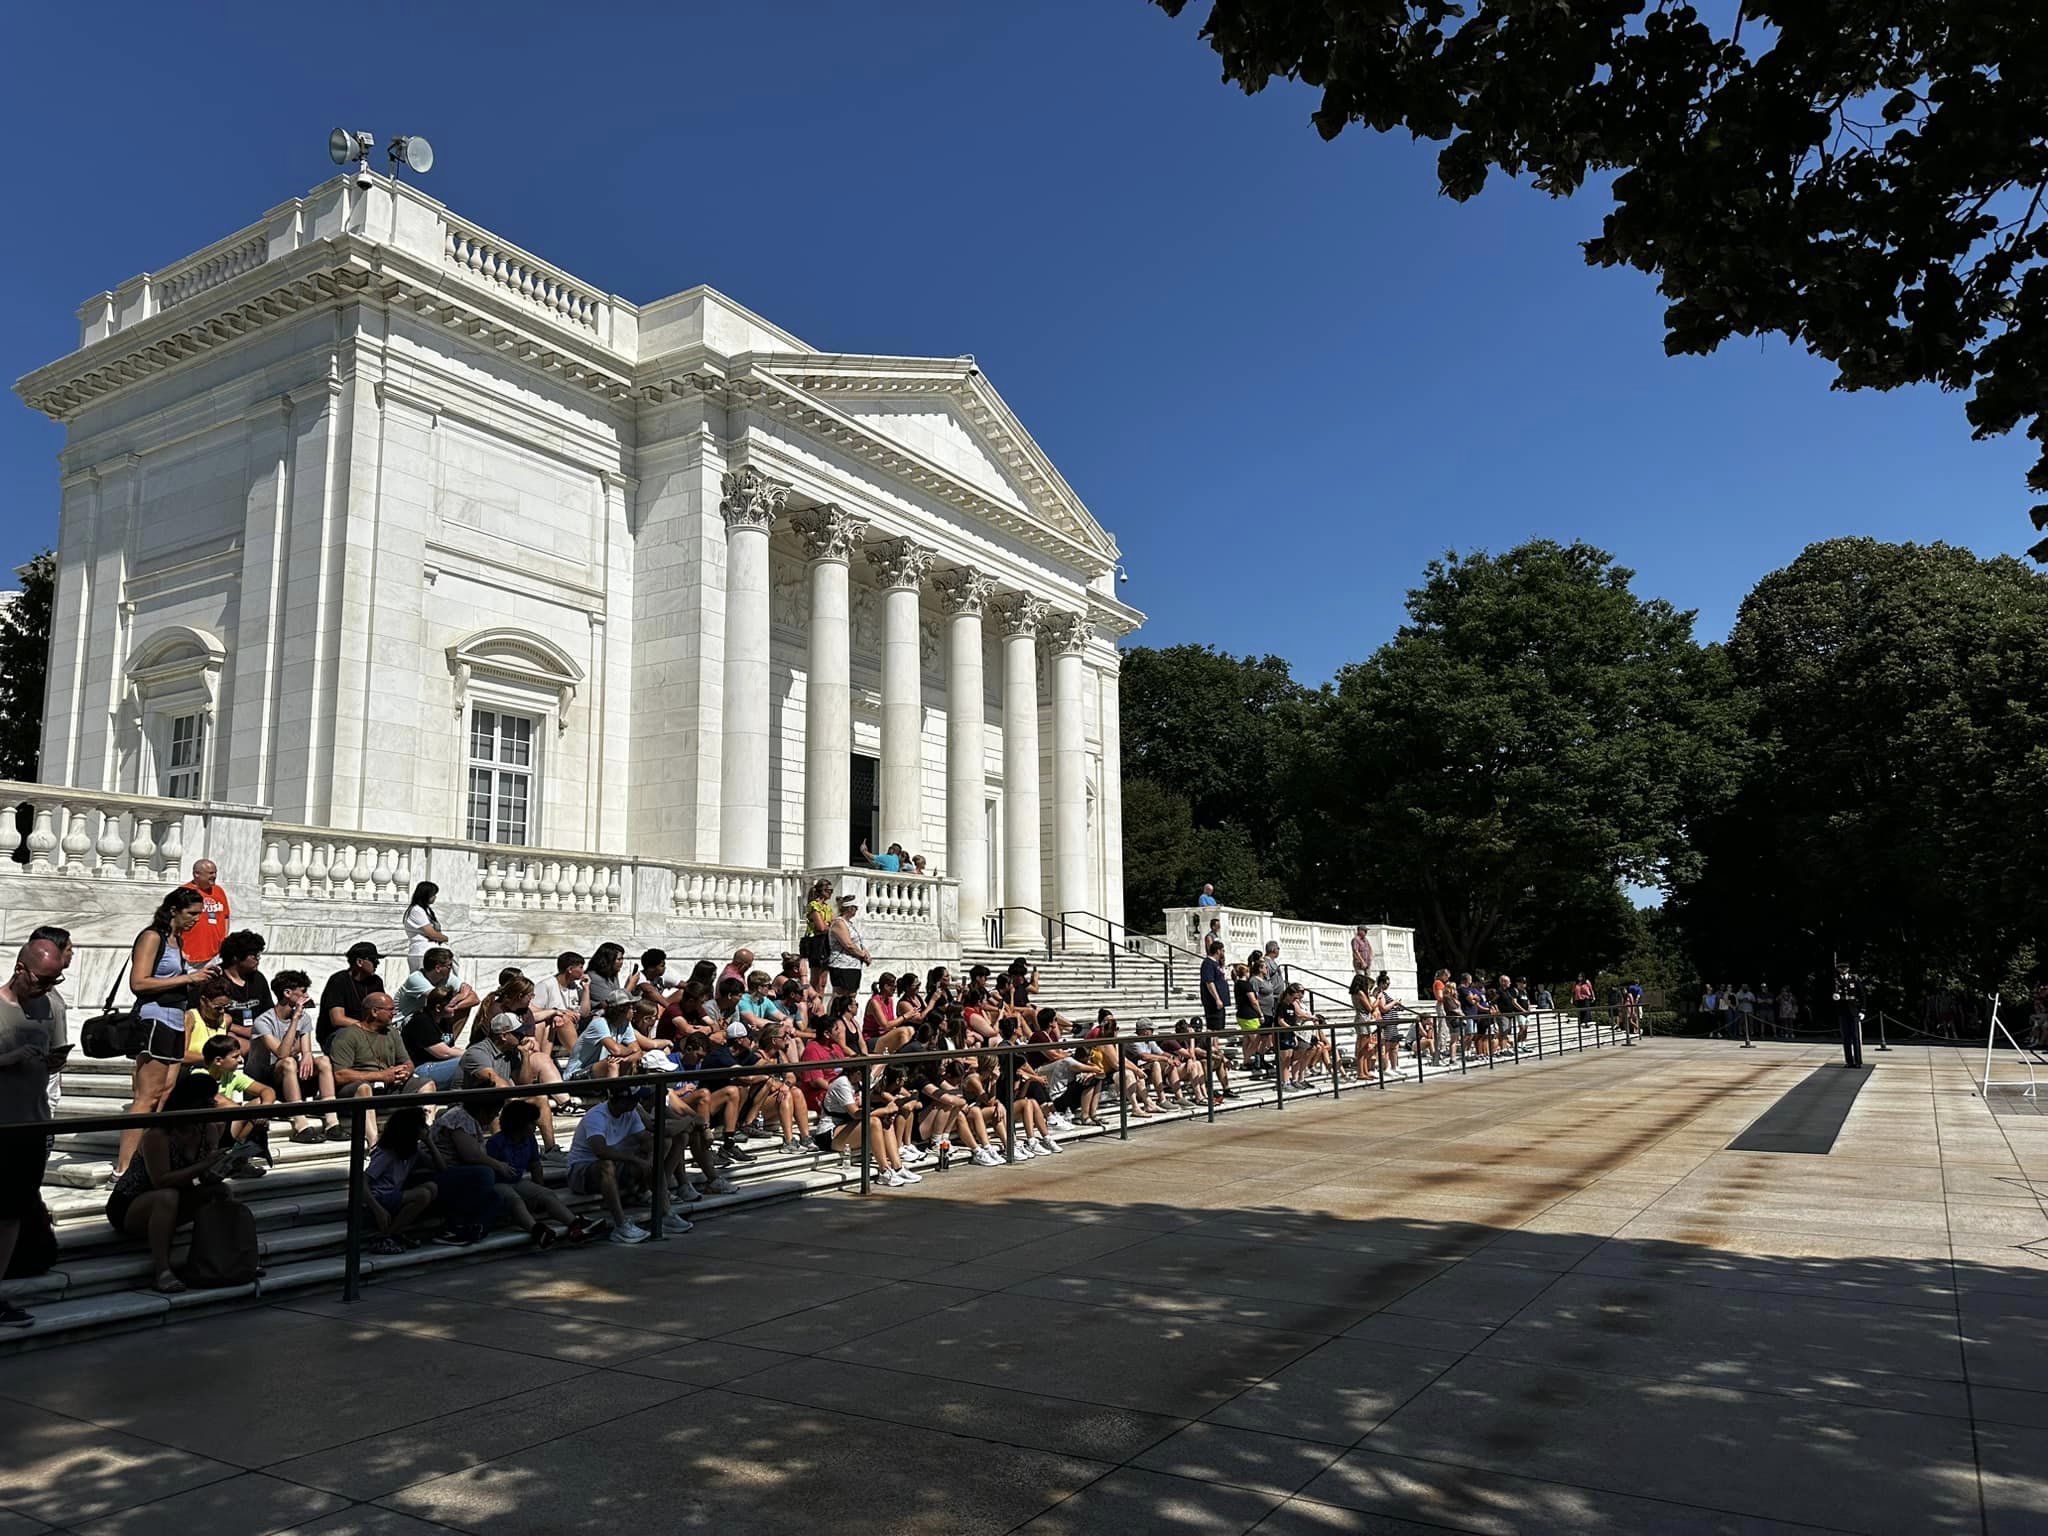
[725,1021,751,1041]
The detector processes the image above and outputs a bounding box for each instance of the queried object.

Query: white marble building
[13,173,1141,954]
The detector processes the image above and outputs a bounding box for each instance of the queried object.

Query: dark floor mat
[1727,1064,1873,1153]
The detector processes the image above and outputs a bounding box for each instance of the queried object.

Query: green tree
[1309,540,1741,977]
[1154,1,2048,554]
[1117,644,1312,917]
[1674,538,2048,995]
[0,551,53,781]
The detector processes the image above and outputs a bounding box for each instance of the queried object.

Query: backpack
[180,1198,260,1288]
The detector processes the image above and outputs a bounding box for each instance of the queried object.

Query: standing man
[0,938,68,1327]
[1199,941,1229,1035]
[1350,926,1374,979]
[1832,963,1865,1068]
[1263,940,1285,989]
[180,859,231,967]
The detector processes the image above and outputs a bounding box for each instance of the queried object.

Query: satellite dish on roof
[390,135,434,174]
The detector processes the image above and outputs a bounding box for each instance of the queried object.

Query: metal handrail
[7,1001,1645,1308]
[986,904,1181,1009]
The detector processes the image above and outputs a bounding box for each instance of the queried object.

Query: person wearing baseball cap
[316,941,384,1054]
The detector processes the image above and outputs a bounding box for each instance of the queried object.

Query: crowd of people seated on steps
[0,858,1646,1329]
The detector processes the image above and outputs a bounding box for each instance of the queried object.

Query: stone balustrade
[671,868,787,925]
[860,871,936,924]
[1162,904,1422,999]
[476,849,628,915]
[0,786,234,881]
[261,825,425,904]
[443,217,606,335]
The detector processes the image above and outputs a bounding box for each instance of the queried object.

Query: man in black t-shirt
[318,942,384,1053]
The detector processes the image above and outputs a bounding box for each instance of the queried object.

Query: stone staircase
[960,939,1205,1023]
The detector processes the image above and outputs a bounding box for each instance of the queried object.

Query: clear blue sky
[0,0,2032,683]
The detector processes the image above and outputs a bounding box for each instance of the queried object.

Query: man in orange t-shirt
[180,860,231,965]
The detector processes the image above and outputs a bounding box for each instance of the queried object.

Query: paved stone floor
[4,1039,2047,1535]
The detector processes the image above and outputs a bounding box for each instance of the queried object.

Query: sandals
[154,1270,187,1295]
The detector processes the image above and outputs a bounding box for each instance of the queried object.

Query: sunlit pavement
[3,1040,2044,1535]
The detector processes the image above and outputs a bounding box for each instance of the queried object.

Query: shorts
[569,1161,641,1198]
[106,1181,213,1234]
[138,1018,188,1064]
[412,1058,463,1089]
[828,967,863,994]
[802,932,832,967]
[1237,1018,1262,1032]
[1202,1005,1226,1031]
[1459,1017,1479,1036]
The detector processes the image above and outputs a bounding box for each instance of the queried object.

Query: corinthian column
[1045,610,1093,922]
[865,537,937,853]
[992,592,1048,946]
[934,565,997,930]
[792,504,868,870]
[718,466,786,868]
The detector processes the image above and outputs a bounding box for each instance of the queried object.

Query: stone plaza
[3,1039,2044,1535]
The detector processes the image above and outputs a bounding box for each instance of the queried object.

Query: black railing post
[649,1086,668,1241]
[1331,1023,1342,1100]
[342,1103,367,1303]
[1002,1050,1017,1162]
[1204,1029,1217,1123]
[1534,1010,1544,1060]
[1116,1041,1129,1140]
[859,1071,872,1194]
[1376,1023,1386,1090]
[1275,1031,1286,1111]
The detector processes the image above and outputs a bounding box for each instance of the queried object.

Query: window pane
[500,715,532,768]
[466,767,494,842]
[497,770,529,846]
[470,709,496,763]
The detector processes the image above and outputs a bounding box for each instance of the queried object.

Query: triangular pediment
[755,355,1120,567]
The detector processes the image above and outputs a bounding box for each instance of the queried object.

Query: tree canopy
[1673,537,2048,995]
[0,551,53,782]
[1154,0,2048,556]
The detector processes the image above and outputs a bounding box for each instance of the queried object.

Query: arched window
[446,628,584,846]
[125,626,227,801]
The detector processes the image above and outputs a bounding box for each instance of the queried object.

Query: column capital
[992,591,1051,639]
[792,503,869,564]
[1043,610,1091,655]
[933,565,998,616]
[865,536,938,591]
[719,464,787,531]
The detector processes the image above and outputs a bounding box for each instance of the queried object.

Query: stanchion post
[1204,1028,1217,1124]
[341,1102,367,1303]
[1116,1040,1129,1141]
[649,1083,668,1241]
[1740,1009,1755,1050]
[1876,1009,1890,1052]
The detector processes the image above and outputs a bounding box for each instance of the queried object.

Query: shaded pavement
[3,1040,2046,1534]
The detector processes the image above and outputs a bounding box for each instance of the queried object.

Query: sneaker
[703,1173,738,1195]
[722,1140,756,1163]
[1011,1140,1035,1160]
[971,1146,1003,1168]
[569,1217,609,1244]
[0,1303,33,1329]
[1048,1111,1074,1129]
[609,1221,650,1244]
[780,1138,807,1155]
[431,1228,475,1247]
[660,1211,694,1235]
[531,1223,560,1251]
[894,1167,923,1184]
[878,1168,909,1188]
[324,1123,353,1142]
[1035,1136,1064,1155]
[901,1143,926,1165]
[367,1236,406,1256]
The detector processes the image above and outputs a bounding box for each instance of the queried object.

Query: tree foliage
[1674,537,2048,994]
[1155,0,2048,555]
[1310,540,1741,976]
[0,551,53,781]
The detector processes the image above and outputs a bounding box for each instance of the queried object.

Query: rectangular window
[464,708,537,845]
[163,713,205,800]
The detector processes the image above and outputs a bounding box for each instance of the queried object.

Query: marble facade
[14,174,1142,938]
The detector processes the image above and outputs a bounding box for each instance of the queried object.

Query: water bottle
[936,1135,952,1173]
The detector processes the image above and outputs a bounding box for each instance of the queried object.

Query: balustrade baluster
[392,846,413,894]
[58,806,90,875]
[606,865,624,912]
[308,842,332,897]
[571,863,593,912]
[26,808,57,874]
[371,846,394,901]
[519,860,540,910]
[350,846,374,900]
[94,807,127,878]
[127,815,158,880]
[259,838,285,897]
[159,818,184,878]
[285,840,309,897]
